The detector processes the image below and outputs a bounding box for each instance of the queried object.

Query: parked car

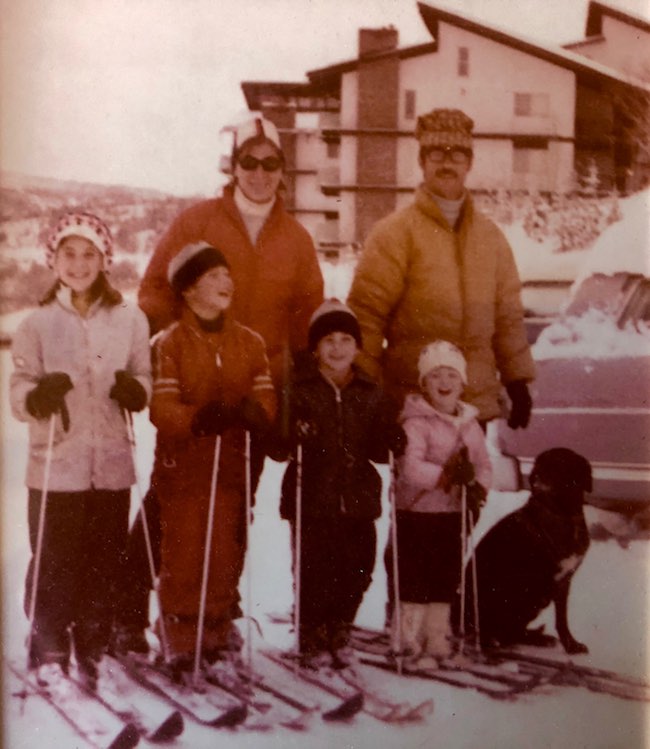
[499,271,650,514]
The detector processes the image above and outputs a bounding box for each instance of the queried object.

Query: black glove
[26,372,73,431]
[191,400,238,437]
[466,482,487,524]
[110,370,147,413]
[238,397,271,435]
[387,423,407,458]
[440,446,475,491]
[506,380,532,429]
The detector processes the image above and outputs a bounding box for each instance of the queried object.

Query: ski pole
[244,430,253,673]
[458,483,468,656]
[388,450,403,675]
[194,434,222,685]
[293,442,303,673]
[124,410,170,661]
[467,509,481,654]
[25,414,56,671]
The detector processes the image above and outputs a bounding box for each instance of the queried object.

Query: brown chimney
[358,27,399,58]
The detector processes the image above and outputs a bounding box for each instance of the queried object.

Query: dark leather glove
[506,380,532,429]
[387,423,407,458]
[110,370,147,413]
[191,400,238,437]
[466,482,487,524]
[238,397,271,435]
[26,372,73,431]
[440,446,475,491]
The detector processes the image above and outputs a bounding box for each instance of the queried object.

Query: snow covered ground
[2,346,649,748]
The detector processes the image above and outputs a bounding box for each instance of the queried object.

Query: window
[458,47,469,77]
[514,93,550,117]
[404,90,416,120]
[326,141,340,159]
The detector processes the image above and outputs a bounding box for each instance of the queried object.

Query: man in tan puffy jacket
[347,108,534,427]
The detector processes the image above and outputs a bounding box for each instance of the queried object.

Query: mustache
[435,168,458,178]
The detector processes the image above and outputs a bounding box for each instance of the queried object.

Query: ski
[68,657,185,743]
[203,658,313,731]
[335,664,434,722]
[349,624,542,694]
[260,649,364,721]
[8,660,140,749]
[116,653,248,728]
[488,647,650,703]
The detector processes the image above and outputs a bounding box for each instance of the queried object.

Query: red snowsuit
[149,307,277,656]
[139,185,324,390]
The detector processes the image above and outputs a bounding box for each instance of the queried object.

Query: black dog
[465,447,592,654]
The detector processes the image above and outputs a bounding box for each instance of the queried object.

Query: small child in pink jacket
[392,340,492,669]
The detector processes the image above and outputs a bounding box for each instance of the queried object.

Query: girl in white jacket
[392,340,491,669]
[10,212,151,689]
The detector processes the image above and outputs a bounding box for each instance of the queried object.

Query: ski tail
[146,710,184,742]
[322,691,363,722]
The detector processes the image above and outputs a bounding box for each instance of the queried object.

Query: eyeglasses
[237,154,283,172]
[424,147,471,165]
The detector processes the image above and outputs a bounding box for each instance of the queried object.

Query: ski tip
[406,699,435,722]
[147,710,184,742]
[107,721,140,749]
[322,691,364,722]
[210,702,248,728]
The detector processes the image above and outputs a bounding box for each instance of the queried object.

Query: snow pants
[291,515,376,653]
[115,439,265,634]
[25,488,130,666]
[395,510,462,603]
[157,478,247,658]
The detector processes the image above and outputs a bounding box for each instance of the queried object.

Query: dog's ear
[530,448,592,494]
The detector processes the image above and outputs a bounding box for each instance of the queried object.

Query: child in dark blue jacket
[279,299,403,668]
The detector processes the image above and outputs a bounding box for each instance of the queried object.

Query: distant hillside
[0,172,202,314]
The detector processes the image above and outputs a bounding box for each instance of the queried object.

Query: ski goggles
[237,154,283,172]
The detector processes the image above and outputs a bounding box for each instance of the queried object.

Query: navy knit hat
[308,298,362,351]
[167,243,229,295]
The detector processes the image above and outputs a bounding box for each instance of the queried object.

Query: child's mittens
[110,370,148,412]
[466,482,487,524]
[26,372,73,431]
[191,400,238,437]
[238,397,271,435]
[387,423,407,457]
[439,446,475,491]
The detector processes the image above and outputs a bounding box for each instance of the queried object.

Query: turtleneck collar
[234,185,275,219]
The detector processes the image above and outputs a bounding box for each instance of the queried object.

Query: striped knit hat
[233,116,281,153]
[46,212,113,269]
[167,243,229,295]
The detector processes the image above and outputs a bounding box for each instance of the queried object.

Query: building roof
[305,1,649,95]
[416,1,650,93]
[585,1,650,36]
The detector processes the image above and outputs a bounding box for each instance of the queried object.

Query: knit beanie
[418,340,468,385]
[167,243,229,295]
[415,108,474,151]
[46,211,113,269]
[308,298,362,351]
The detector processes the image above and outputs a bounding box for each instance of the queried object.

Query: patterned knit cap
[415,108,474,151]
[418,340,468,385]
[46,211,113,269]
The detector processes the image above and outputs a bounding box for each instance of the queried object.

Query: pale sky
[1,0,648,196]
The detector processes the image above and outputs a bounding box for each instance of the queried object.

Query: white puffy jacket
[10,286,152,492]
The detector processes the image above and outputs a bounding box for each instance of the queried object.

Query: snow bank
[575,190,650,285]
[534,307,650,360]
